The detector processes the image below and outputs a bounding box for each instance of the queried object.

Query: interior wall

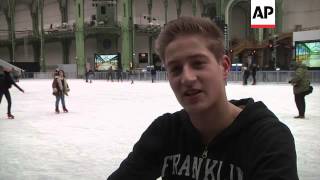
[45,42,62,65]
[196,1,203,17]
[181,0,192,16]
[67,0,76,25]
[69,40,76,64]
[230,6,247,41]
[151,0,165,25]
[133,0,149,25]
[134,35,148,67]
[282,0,320,32]
[43,0,61,27]
[0,11,8,40]
[167,0,178,22]
[116,0,123,23]
[0,47,10,61]
[84,0,96,23]
[15,3,32,36]
[85,38,97,66]
[11,44,31,62]
[293,30,320,43]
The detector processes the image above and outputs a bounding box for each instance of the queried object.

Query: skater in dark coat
[251,64,258,85]
[242,63,250,85]
[85,70,89,82]
[87,69,95,83]
[0,66,24,119]
[151,68,156,83]
[289,62,311,118]
[107,66,114,82]
[52,70,70,113]
[116,69,123,82]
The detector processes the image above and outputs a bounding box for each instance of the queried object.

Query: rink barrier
[20,71,320,83]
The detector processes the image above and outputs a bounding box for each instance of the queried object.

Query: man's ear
[220,55,231,80]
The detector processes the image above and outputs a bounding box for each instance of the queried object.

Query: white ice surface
[0,79,319,180]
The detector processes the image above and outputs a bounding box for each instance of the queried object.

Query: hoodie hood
[180,98,278,147]
[226,98,277,136]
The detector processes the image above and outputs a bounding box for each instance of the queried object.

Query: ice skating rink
[0,79,319,180]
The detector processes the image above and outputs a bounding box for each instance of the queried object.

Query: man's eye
[169,66,181,75]
[193,61,205,69]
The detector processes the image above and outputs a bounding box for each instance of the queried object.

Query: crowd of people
[85,66,161,84]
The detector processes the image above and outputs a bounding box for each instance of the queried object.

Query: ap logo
[251,0,275,28]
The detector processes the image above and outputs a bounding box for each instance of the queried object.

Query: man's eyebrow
[167,54,206,66]
[188,54,206,59]
[166,59,180,67]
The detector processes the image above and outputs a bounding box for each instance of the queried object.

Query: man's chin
[182,103,207,114]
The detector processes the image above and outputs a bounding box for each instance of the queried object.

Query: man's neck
[189,100,242,144]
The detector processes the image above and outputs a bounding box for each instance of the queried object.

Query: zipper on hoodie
[201,146,208,159]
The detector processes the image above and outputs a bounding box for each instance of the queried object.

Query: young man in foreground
[107,16,298,180]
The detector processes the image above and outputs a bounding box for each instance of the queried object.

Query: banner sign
[251,0,276,28]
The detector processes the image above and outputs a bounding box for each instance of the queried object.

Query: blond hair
[155,16,225,63]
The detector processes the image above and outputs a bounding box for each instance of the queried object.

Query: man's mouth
[184,89,202,96]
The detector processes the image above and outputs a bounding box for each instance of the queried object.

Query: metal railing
[21,72,78,79]
[227,71,320,83]
[20,71,320,83]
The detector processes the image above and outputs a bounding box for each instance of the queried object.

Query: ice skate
[294,115,305,119]
[7,113,14,119]
[55,108,60,114]
[63,107,68,113]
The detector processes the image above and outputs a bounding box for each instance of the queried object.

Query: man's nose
[181,66,197,85]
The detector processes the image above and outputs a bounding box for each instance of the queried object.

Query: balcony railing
[134,23,161,35]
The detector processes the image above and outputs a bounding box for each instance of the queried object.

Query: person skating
[289,62,311,119]
[87,69,95,83]
[251,64,258,85]
[116,68,123,82]
[52,70,70,113]
[107,66,114,82]
[107,16,298,180]
[129,69,134,84]
[85,69,89,83]
[0,66,24,119]
[151,67,156,83]
[242,62,250,85]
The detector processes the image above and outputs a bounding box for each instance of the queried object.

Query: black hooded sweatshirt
[107,98,298,180]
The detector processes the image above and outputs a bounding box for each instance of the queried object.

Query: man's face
[164,35,230,113]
